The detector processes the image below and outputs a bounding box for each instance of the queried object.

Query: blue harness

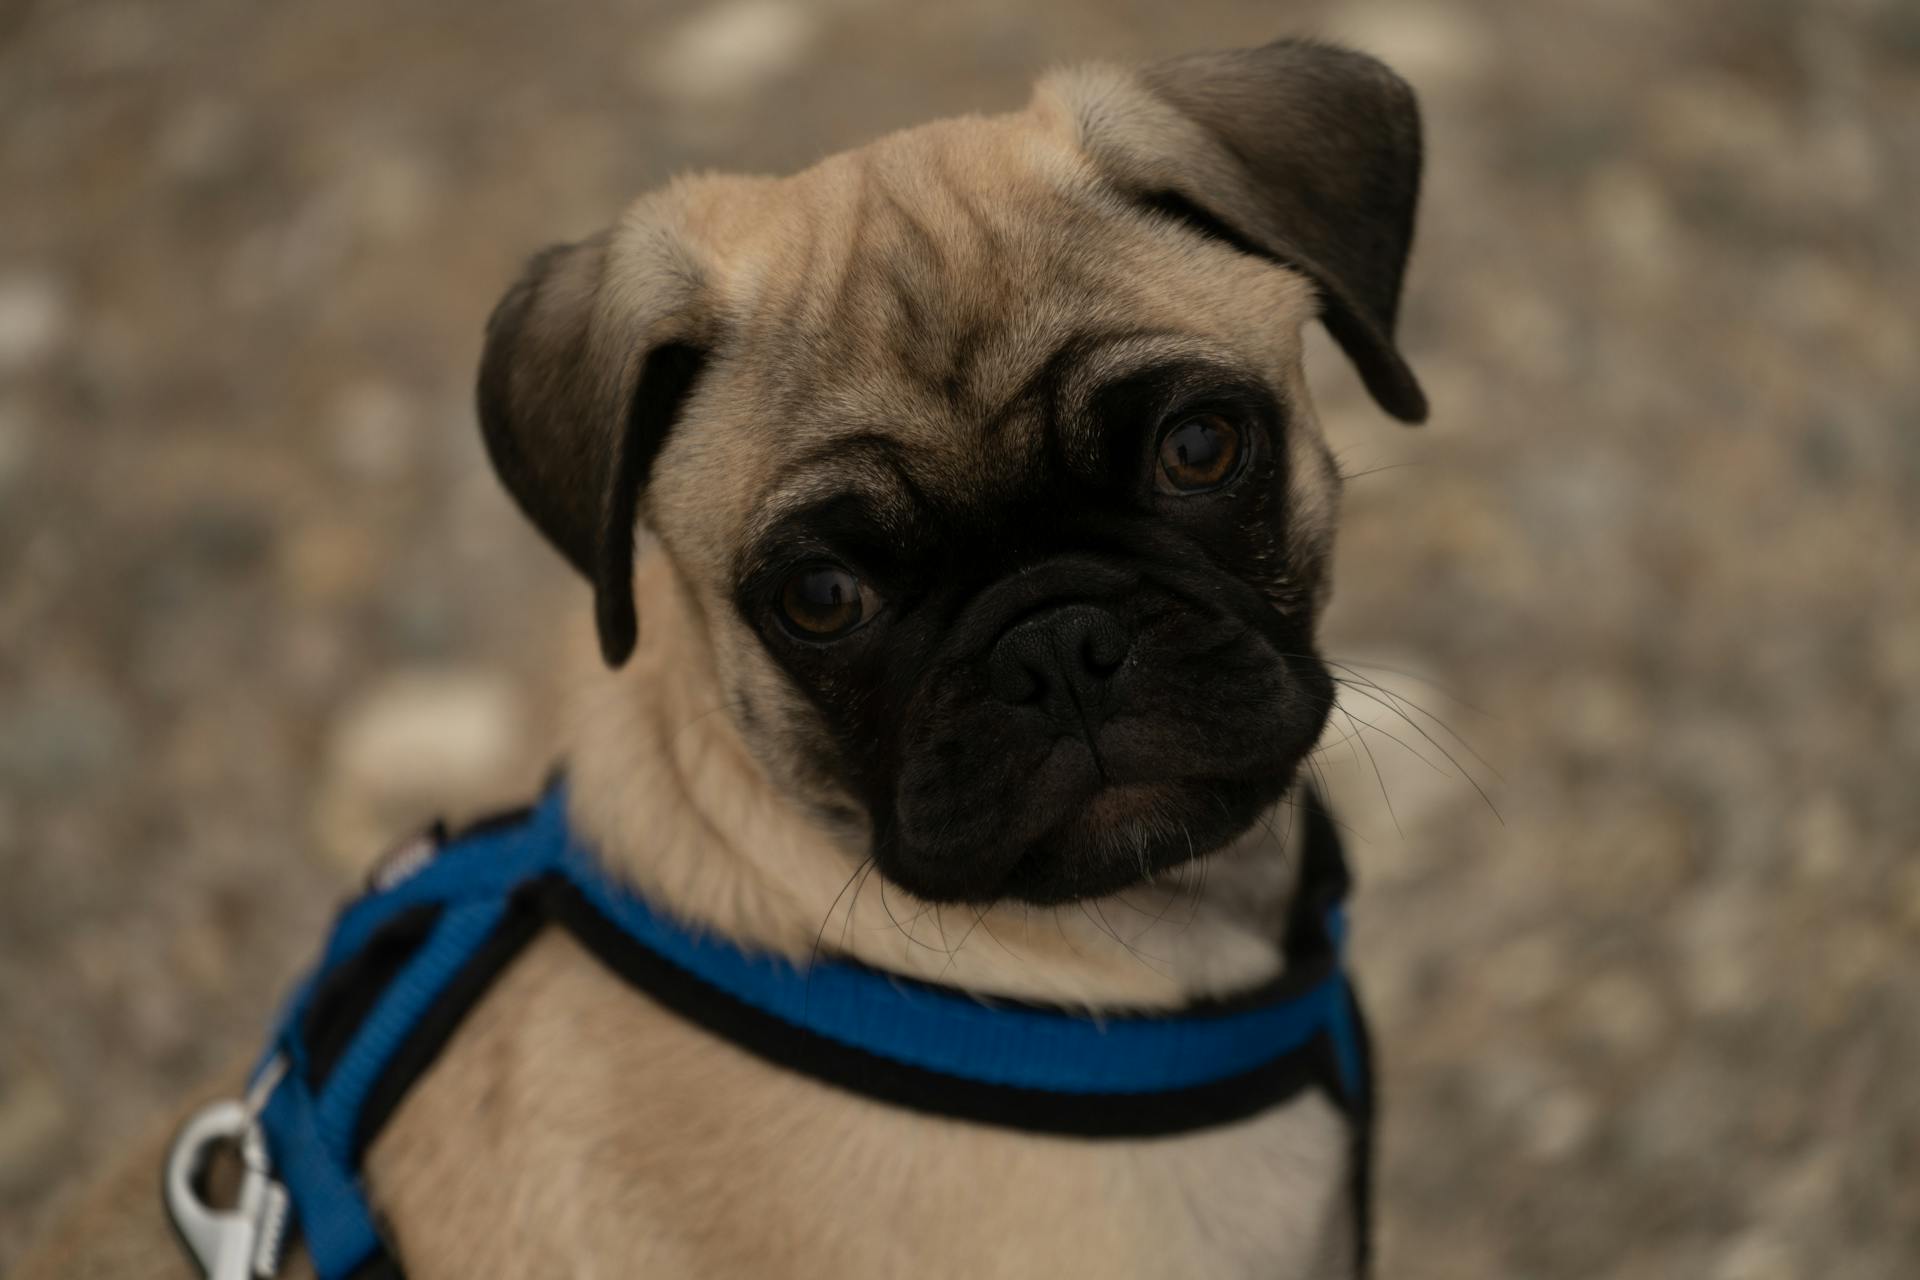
[167,781,1375,1279]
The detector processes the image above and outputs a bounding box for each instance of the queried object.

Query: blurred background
[2,0,1915,1275]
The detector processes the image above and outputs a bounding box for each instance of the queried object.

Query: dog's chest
[365,934,1353,1279]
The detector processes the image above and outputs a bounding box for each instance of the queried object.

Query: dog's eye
[779,564,873,639]
[1155,414,1245,494]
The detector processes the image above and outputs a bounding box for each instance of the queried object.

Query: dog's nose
[987,604,1133,721]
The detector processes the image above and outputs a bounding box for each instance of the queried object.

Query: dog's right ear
[476,216,710,667]
[1049,39,1428,424]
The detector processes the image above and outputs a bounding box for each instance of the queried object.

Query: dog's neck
[564,560,1307,1009]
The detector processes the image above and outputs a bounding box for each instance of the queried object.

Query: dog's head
[478,39,1424,905]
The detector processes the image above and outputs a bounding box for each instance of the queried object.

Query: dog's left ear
[476,206,712,666]
[1057,38,1428,422]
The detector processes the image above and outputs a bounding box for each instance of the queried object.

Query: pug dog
[18,35,1424,1280]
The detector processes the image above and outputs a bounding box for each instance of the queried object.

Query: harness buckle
[163,1094,292,1279]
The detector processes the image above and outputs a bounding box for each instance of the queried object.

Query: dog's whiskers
[1326,666,1505,794]
[1324,676,1503,823]
[806,855,875,1011]
[872,876,946,956]
[933,905,993,982]
[1079,898,1173,977]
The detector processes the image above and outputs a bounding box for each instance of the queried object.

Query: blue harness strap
[236,782,1374,1280]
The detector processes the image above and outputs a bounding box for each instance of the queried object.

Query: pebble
[0,398,31,495]
[1574,970,1667,1059]
[327,379,420,483]
[0,678,131,792]
[156,97,246,182]
[1523,1085,1596,1163]
[345,150,437,244]
[1585,162,1680,284]
[1896,862,1920,937]
[1675,887,1767,1018]
[1482,934,1565,1012]
[1333,2,1492,89]
[60,1,163,74]
[282,519,380,604]
[1789,791,1853,885]
[635,0,819,106]
[0,1062,66,1195]
[1712,1231,1797,1280]
[1553,671,1651,755]
[314,667,530,875]
[0,271,71,375]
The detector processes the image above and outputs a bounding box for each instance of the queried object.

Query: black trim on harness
[1344,981,1379,1277]
[547,878,1343,1138]
[348,885,550,1162]
[303,904,445,1089]
[343,1252,407,1280]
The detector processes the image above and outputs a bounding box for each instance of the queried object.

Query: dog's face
[478,41,1426,904]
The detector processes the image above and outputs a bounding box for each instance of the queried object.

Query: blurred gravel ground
[2,1,1916,1275]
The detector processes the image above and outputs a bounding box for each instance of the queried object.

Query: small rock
[1585,163,1680,283]
[178,499,273,575]
[1523,1086,1596,1163]
[1480,285,1576,382]
[348,151,437,243]
[125,954,197,1062]
[329,669,522,792]
[157,97,247,182]
[1895,861,1920,937]
[1575,970,1667,1059]
[0,677,131,792]
[383,587,458,658]
[327,379,419,482]
[0,271,73,375]
[1554,672,1651,755]
[315,668,529,876]
[282,520,379,605]
[1755,1147,1844,1229]
[1871,606,1920,697]
[64,2,163,75]
[635,0,819,107]
[1800,116,1881,213]
[1789,791,1852,885]
[1482,934,1565,1012]
[1334,2,1492,89]
[170,910,238,996]
[0,398,31,495]
[1712,1230,1797,1280]
[1765,254,1867,344]
[1647,74,1794,170]
[0,1061,67,1194]
[1675,887,1766,1018]
[1468,1053,1551,1125]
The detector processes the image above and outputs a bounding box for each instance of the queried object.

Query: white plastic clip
[163,1095,291,1279]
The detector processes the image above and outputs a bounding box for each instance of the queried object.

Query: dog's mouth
[993,769,1291,905]
[880,651,1334,905]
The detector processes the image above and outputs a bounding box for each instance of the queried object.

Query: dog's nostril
[989,656,1046,706]
[1080,628,1126,677]
[988,604,1132,711]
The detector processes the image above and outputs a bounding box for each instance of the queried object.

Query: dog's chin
[1001,773,1284,905]
[889,772,1286,907]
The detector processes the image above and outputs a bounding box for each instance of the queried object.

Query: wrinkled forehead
[738,327,1249,535]
[660,112,1319,554]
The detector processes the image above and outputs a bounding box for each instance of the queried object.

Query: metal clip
[164,1097,291,1279]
